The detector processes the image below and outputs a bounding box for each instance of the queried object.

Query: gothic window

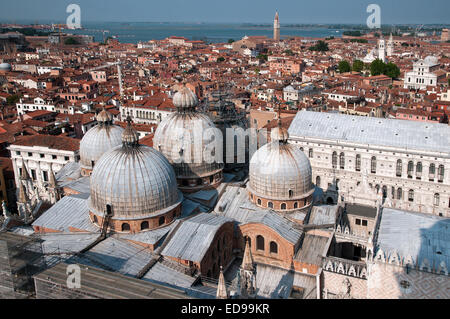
[407,161,414,178]
[270,242,278,254]
[340,153,345,169]
[141,221,149,230]
[371,156,377,174]
[382,185,387,199]
[438,165,444,183]
[256,235,265,251]
[281,203,287,210]
[434,193,440,206]
[121,223,130,232]
[416,162,422,178]
[332,152,337,169]
[396,159,402,177]
[408,189,414,202]
[355,154,361,172]
[391,186,395,199]
[397,188,403,200]
[316,176,321,187]
[309,148,313,158]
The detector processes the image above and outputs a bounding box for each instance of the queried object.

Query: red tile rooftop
[12,134,80,152]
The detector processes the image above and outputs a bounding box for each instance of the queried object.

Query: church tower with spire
[387,33,394,57]
[273,11,280,41]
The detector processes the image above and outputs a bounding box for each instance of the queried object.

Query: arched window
[382,185,387,199]
[289,190,294,198]
[332,152,338,169]
[270,241,278,254]
[140,221,149,230]
[396,160,402,177]
[438,165,444,183]
[416,162,422,178]
[434,193,440,206]
[158,216,165,226]
[340,153,345,169]
[371,157,377,174]
[408,189,414,202]
[355,154,361,172]
[407,161,414,178]
[375,184,380,193]
[300,147,304,152]
[268,202,273,209]
[429,163,436,180]
[256,235,265,251]
[309,148,313,158]
[316,176,321,187]
[294,202,298,209]
[397,188,403,200]
[93,215,98,224]
[257,198,262,205]
[121,223,130,232]
[281,203,287,210]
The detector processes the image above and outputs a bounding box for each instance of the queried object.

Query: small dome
[121,117,139,146]
[173,86,198,110]
[96,108,113,123]
[80,118,124,171]
[0,63,11,71]
[89,139,182,220]
[249,142,313,201]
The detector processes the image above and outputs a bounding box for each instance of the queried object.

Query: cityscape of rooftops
[0,0,448,309]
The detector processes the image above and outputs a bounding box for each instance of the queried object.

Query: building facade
[288,111,450,217]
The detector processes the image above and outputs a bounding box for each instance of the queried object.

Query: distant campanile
[273,11,280,41]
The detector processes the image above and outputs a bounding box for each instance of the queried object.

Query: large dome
[248,122,314,211]
[0,63,11,71]
[153,86,223,192]
[79,109,124,175]
[89,118,182,228]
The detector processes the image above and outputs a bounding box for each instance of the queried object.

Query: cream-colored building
[288,111,450,217]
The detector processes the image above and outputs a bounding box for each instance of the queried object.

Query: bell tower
[273,11,280,41]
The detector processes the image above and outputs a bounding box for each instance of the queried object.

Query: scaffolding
[0,232,45,299]
[34,262,192,299]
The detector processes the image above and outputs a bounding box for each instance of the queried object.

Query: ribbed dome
[248,142,313,200]
[173,86,198,110]
[89,144,182,219]
[153,112,224,179]
[80,119,124,171]
[154,86,223,181]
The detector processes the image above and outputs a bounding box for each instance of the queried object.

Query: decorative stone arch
[404,255,415,269]
[419,258,431,272]
[325,260,334,272]
[388,251,401,266]
[348,265,356,277]
[337,262,345,274]
[437,261,448,276]
[359,267,367,279]
[375,249,385,262]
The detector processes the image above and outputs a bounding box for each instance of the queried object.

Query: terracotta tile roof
[12,134,80,152]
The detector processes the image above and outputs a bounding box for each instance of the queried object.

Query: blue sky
[1,0,449,24]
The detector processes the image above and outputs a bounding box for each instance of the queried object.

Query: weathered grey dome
[153,112,223,179]
[0,63,11,71]
[154,87,223,180]
[248,142,313,200]
[89,143,182,219]
[173,86,198,110]
[80,120,124,171]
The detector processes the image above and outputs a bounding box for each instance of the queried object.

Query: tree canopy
[352,60,364,72]
[309,40,329,52]
[338,60,351,73]
[370,59,400,78]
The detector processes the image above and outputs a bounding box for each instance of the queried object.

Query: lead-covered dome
[89,118,182,230]
[80,109,124,176]
[248,121,314,212]
[153,86,223,192]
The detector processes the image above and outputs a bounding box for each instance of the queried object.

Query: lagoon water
[66,22,343,43]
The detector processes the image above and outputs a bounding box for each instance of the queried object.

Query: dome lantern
[121,116,139,147]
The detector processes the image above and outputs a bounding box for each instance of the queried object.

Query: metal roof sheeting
[288,110,450,154]
[161,213,233,262]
